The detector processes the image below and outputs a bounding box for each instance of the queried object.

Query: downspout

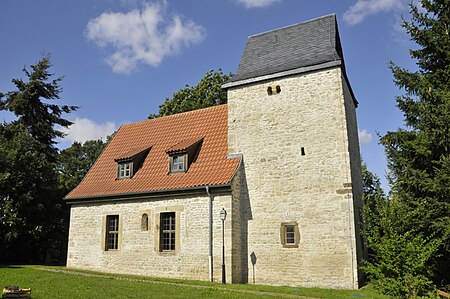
[206,186,213,282]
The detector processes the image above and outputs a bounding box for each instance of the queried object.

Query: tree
[361,165,440,298]
[58,139,107,192]
[0,56,76,263]
[0,55,77,159]
[367,0,450,296]
[148,69,232,118]
[361,164,386,256]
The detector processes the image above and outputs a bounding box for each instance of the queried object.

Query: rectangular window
[160,212,176,251]
[106,215,119,250]
[170,155,185,173]
[281,221,300,248]
[285,225,295,244]
[118,162,131,179]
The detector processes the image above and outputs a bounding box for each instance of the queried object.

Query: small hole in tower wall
[267,86,273,95]
[276,85,281,93]
[301,147,306,156]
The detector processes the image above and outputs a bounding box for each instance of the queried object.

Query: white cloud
[359,129,373,146]
[62,117,117,144]
[85,2,205,74]
[343,0,404,25]
[235,0,281,8]
[391,0,423,43]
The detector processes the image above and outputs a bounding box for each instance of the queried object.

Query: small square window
[170,154,185,173]
[118,162,132,179]
[281,222,300,248]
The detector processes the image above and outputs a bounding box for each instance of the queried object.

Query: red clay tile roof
[165,137,203,154]
[115,145,152,162]
[65,105,240,200]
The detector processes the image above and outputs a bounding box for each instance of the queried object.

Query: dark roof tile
[228,14,343,83]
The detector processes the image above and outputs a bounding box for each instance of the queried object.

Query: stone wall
[230,160,250,283]
[342,75,366,286]
[227,66,362,289]
[67,192,235,282]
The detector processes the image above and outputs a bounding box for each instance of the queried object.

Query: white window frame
[281,221,300,248]
[118,162,132,179]
[170,154,186,173]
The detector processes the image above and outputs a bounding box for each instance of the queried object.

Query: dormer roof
[166,137,203,154]
[223,14,345,88]
[65,105,240,200]
[115,145,152,162]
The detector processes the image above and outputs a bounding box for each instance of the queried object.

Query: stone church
[66,14,364,289]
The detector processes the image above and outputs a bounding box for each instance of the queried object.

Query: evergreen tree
[148,69,232,118]
[367,0,450,296]
[362,165,441,298]
[0,56,77,159]
[0,56,76,263]
[361,164,386,256]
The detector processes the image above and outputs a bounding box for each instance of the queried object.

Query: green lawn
[0,266,388,299]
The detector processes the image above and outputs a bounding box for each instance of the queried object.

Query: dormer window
[114,146,152,180]
[170,154,186,173]
[118,161,132,179]
[166,137,203,174]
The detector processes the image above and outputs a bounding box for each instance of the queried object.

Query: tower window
[267,85,281,95]
[280,221,300,248]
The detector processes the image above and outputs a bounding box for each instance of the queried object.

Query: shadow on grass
[0,265,23,269]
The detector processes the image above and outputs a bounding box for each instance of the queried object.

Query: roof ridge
[248,13,336,39]
[122,104,227,128]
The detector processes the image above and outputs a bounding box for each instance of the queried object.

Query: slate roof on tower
[65,104,241,200]
[224,14,345,87]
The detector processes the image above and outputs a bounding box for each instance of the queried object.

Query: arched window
[141,213,149,231]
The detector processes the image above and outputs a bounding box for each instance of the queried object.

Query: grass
[0,265,388,299]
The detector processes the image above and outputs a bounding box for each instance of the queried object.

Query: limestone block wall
[227,66,362,289]
[230,161,250,283]
[342,75,366,285]
[67,192,235,282]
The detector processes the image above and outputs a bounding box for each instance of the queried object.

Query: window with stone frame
[280,221,300,248]
[160,212,176,251]
[106,215,119,250]
[141,213,149,231]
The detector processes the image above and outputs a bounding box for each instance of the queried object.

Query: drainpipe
[206,186,213,282]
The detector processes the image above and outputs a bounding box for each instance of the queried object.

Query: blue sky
[0,0,418,189]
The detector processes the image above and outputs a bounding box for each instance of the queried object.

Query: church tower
[224,14,364,289]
